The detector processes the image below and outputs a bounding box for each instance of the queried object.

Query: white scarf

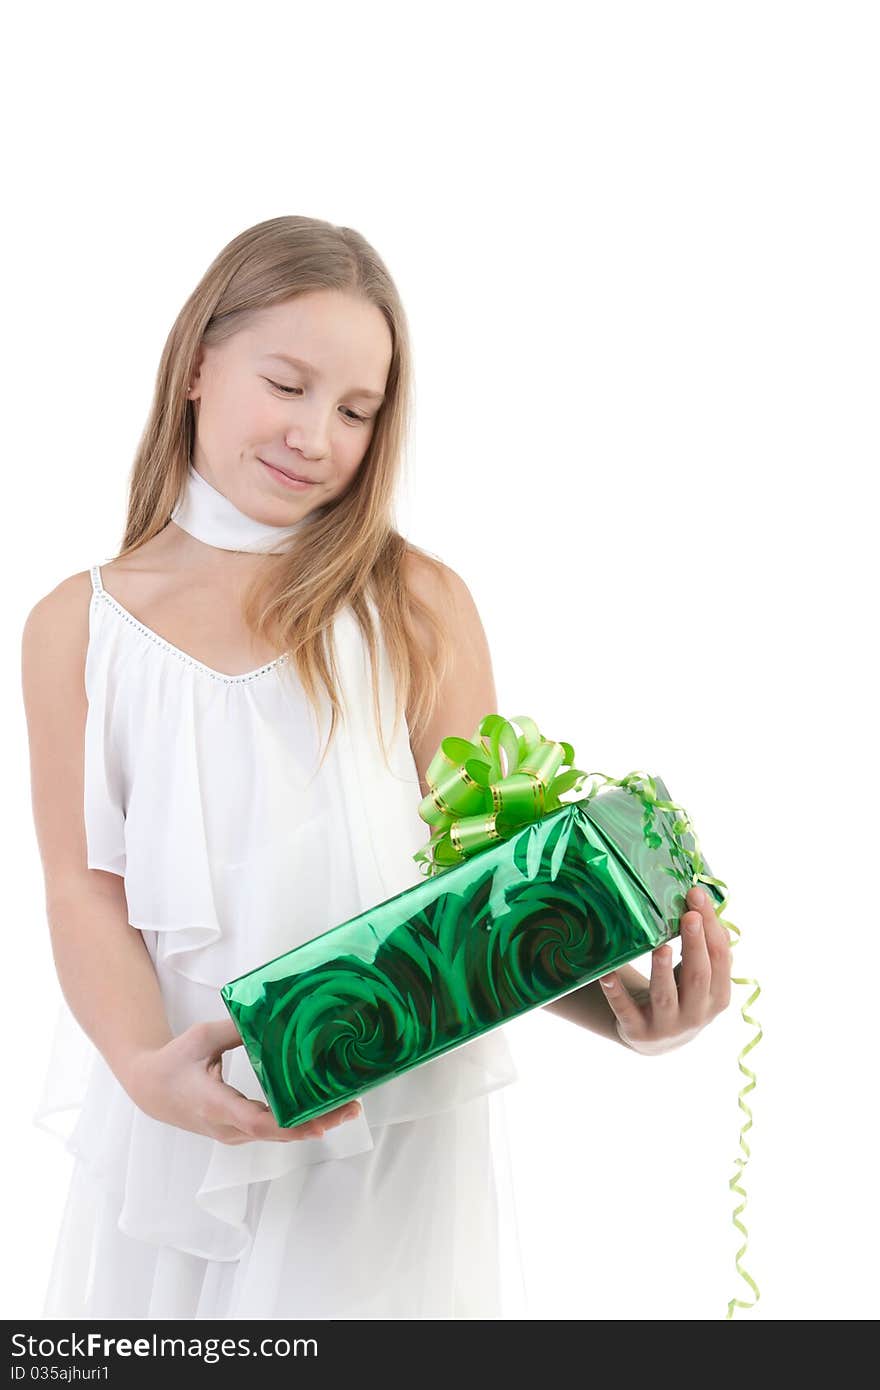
[170,462,317,553]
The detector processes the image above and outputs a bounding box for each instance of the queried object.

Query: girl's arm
[43,886,174,1094]
[21,573,174,1096]
[23,573,361,1145]
[402,554,630,1048]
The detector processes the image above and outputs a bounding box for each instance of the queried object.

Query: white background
[4,0,876,1321]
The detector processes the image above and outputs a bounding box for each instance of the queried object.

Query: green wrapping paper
[220,762,724,1132]
[220,710,762,1321]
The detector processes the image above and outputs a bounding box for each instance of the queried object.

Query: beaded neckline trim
[90,566,288,685]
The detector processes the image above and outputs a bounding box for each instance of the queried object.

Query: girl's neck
[170,462,311,555]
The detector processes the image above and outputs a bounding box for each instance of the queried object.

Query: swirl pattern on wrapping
[223,792,714,1129]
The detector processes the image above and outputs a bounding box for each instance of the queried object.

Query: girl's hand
[125,1019,362,1144]
[599,885,733,1055]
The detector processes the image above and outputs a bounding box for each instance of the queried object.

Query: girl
[23,215,731,1320]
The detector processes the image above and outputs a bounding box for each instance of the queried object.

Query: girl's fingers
[599,972,646,1044]
[182,1018,244,1058]
[206,1077,302,1141]
[708,936,733,1011]
[649,943,679,1020]
[676,910,713,1027]
[215,1124,254,1146]
[220,1084,361,1142]
[687,887,733,1015]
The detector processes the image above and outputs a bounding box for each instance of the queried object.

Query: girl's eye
[266,380,369,424]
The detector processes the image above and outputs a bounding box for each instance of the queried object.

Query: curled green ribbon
[413,712,763,1320]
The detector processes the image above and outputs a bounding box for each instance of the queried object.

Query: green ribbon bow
[412,712,763,1321]
[413,713,590,876]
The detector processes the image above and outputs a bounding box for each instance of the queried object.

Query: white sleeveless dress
[33,563,527,1320]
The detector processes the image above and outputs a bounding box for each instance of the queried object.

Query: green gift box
[221,714,728,1130]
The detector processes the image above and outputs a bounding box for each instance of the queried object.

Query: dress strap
[89,565,104,595]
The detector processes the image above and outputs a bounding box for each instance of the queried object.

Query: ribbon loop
[415,713,590,875]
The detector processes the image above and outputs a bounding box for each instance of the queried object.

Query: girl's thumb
[191,1017,244,1054]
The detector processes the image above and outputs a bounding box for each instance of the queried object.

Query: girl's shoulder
[400,547,484,650]
[400,547,460,634]
[23,568,94,656]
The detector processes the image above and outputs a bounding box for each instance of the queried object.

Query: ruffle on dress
[34,576,520,1275]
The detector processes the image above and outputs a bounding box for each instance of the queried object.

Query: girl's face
[187,288,392,523]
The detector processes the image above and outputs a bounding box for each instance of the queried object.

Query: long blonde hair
[111,214,454,772]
